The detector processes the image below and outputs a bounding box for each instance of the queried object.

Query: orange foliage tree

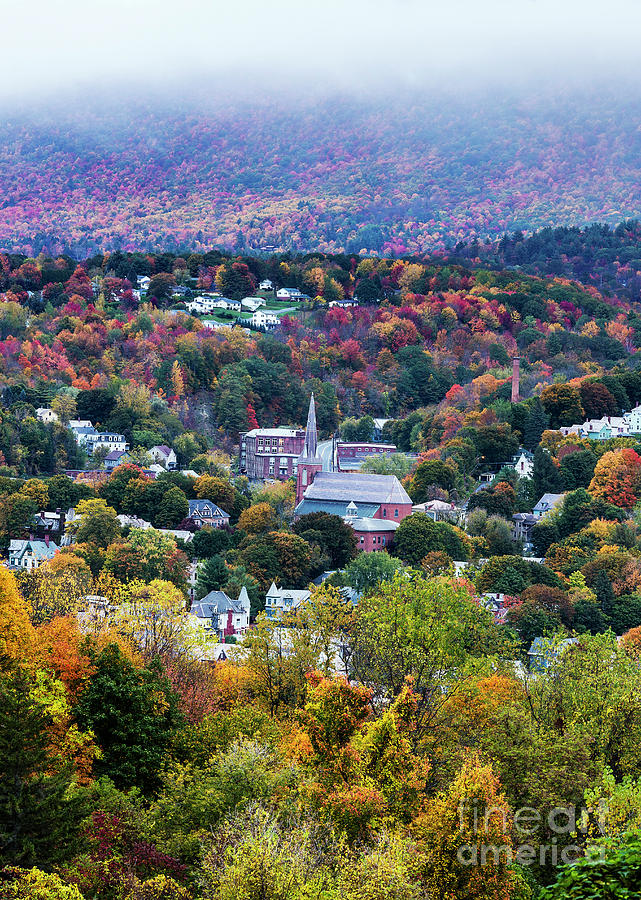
[589,448,641,508]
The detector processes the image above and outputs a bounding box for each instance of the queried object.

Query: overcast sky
[2,0,640,105]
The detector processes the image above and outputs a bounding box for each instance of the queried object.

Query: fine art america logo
[457,802,607,868]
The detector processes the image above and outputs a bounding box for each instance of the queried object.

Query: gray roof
[192,590,244,618]
[302,472,412,505]
[8,539,57,561]
[295,499,380,518]
[533,493,565,511]
[348,518,399,532]
[188,500,230,518]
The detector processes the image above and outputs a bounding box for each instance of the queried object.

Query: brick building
[240,427,306,480]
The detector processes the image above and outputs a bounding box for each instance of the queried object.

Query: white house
[201,319,232,331]
[149,445,177,470]
[84,431,129,454]
[259,279,273,291]
[265,582,311,618]
[69,419,93,433]
[511,449,534,479]
[411,499,457,521]
[626,405,641,434]
[7,538,57,570]
[185,296,228,315]
[241,296,267,312]
[137,275,151,290]
[276,287,308,301]
[117,514,152,530]
[245,310,281,330]
[36,407,58,425]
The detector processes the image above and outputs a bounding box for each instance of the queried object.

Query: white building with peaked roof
[264,582,311,618]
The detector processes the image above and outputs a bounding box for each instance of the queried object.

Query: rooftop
[348,517,399,532]
[243,427,303,438]
[303,471,412,505]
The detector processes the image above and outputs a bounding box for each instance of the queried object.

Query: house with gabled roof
[264,582,311,618]
[190,587,250,640]
[532,492,565,519]
[186,500,230,529]
[7,538,57,570]
[149,445,177,470]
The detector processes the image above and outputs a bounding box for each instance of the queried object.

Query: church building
[294,395,413,550]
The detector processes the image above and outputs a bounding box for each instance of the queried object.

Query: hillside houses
[264,582,311,618]
[241,309,281,330]
[559,406,641,441]
[68,420,128,454]
[149,445,177,469]
[190,587,250,641]
[186,296,239,314]
[36,407,58,424]
[532,492,565,519]
[294,395,413,552]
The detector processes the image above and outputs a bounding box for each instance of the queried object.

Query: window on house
[360,537,364,544]
[394,509,399,517]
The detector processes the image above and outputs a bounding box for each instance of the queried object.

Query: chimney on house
[511,357,520,404]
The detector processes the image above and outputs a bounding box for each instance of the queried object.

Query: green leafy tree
[293,512,357,569]
[75,644,183,794]
[155,486,189,528]
[560,449,597,491]
[343,552,404,592]
[72,498,120,547]
[541,833,641,900]
[191,527,232,559]
[350,573,498,726]
[0,867,83,899]
[409,459,456,502]
[540,384,584,428]
[394,513,469,565]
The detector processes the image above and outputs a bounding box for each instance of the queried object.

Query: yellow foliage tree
[0,567,35,660]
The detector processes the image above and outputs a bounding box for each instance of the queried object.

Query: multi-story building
[189,587,250,641]
[336,441,397,471]
[186,500,230,529]
[240,427,306,481]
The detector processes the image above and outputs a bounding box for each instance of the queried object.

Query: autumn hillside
[3,89,641,257]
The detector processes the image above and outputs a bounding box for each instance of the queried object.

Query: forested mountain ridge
[2,89,641,256]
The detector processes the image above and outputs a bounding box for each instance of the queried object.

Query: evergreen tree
[523,399,549,450]
[595,570,615,617]
[0,663,86,868]
[196,555,229,599]
[533,446,562,496]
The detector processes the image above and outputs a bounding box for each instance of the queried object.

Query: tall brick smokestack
[511,356,520,403]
